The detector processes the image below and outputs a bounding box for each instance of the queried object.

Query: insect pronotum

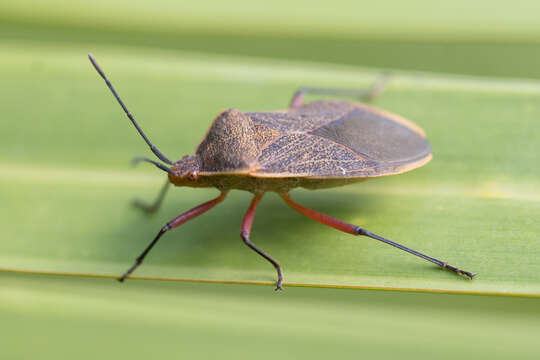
[89,54,475,290]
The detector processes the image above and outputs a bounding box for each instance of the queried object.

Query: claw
[275,278,284,291]
[442,263,476,280]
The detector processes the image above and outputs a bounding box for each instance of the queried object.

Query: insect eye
[189,171,199,180]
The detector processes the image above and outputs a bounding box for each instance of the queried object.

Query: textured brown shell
[195,100,431,179]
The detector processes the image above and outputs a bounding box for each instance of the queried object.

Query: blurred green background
[1,1,539,359]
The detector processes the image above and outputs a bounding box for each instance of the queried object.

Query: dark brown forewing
[251,101,431,178]
[309,104,431,164]
[246,101,356,132]
[256,133,379,177]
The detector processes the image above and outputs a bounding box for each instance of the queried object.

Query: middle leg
[241,193,284,290]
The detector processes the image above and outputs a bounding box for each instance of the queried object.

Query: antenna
[88,53,173,165]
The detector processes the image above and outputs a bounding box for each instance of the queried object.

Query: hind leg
[289,72,390,108]
[280,193,475,280]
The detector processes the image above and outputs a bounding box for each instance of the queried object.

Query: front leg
[132,179,170,214]
[119,191,228,281]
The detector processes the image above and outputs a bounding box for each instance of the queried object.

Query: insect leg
[119,191,228,282]
[280,193,475,280]
[289,72,390,108]
[241,193,284,291]
[88,54,174,165]
[133,179,171,214]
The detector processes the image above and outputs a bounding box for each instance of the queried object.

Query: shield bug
[89,54,475,290]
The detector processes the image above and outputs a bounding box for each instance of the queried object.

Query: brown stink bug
[89,54,474,290]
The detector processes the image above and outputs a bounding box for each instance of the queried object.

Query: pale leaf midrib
[1,163,538,202]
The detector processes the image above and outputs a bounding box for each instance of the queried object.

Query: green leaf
[1,271,540,360]
[2,3,540,359]
[1,42,539,296]
[4,0,540,40]
[4,0,540,79]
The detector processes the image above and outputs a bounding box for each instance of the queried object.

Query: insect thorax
[195,109,259,172]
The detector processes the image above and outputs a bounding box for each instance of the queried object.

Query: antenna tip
[88,53,105,77]
[131,157,144,167]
